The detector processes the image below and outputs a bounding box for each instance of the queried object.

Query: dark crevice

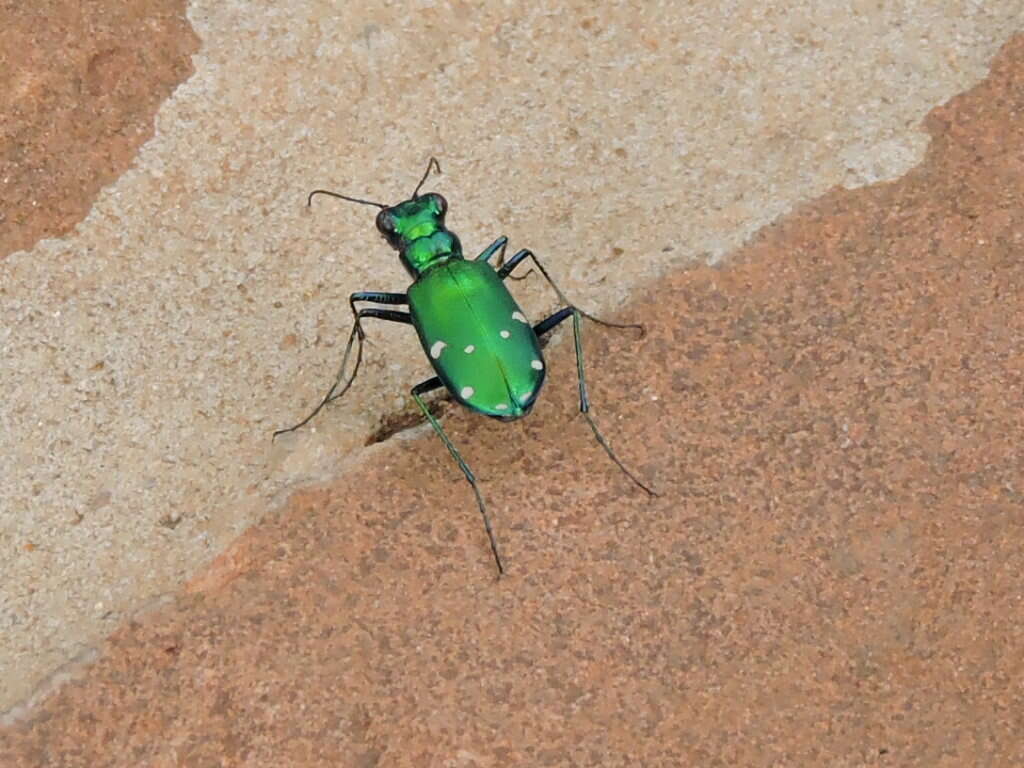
[363,391,453,446]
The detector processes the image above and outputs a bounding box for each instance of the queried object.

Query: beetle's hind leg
[533,307,658,497]
[500,248,654,493]
[412,377,504,576]
[273,292,409,439]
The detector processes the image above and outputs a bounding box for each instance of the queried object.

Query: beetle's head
[375,192,447,251]
[306,158,459,276]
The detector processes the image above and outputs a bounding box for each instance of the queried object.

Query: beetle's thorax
[399,230,463,277]
[376,193,463,278]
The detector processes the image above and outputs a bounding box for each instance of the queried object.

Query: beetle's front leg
[475,236,531,280]
[274,305,412,438]
[475,236,508,264]
[349,291,408,340]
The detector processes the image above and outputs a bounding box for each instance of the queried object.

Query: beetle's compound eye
[375,209,395,234]
[428,193,447,216]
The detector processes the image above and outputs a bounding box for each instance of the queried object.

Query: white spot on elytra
[500,329,510,339]
[461,386,474,399]
[531,359,543,370]
[430,340,447,359]
[495,403,509,411]
[512,311,528,324]
[464,345,475,354]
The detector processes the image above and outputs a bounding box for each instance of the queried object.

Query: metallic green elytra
[409,260,545,420]
[275,158,656,576]
[376,191,545,420]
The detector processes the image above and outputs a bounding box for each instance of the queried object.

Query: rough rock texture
[0,0,198,256]
[2,0,1018,716]
[2,31,1022,768]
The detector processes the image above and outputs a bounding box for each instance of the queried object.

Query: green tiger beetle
[276,158,656,574]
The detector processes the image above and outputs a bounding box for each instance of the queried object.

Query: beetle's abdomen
[409,260,545,419]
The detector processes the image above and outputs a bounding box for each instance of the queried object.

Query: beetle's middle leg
[273,295,409,439]
[411,376,504,576]
[532,306,658,497]
[499,249,644,335]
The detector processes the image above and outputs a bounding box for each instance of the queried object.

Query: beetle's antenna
[412,157,442,199]
[307,189,388,209]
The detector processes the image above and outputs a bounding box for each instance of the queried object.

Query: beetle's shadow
[364,391,453,446]
[362,325,561,447]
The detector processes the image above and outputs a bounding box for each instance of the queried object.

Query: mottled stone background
[1,1,1022,765]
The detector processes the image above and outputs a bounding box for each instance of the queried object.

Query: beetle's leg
[475,236,507,264]
[499,249,644,336]
[273,308,412,439]
[476,236,530,280]
[347,292,408,349]
[532,306,574,336]
[328,291,405,392]
[323,306,413,403]
[349,291,407,318]
[532,306,658,497]
[412,377,504,576]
